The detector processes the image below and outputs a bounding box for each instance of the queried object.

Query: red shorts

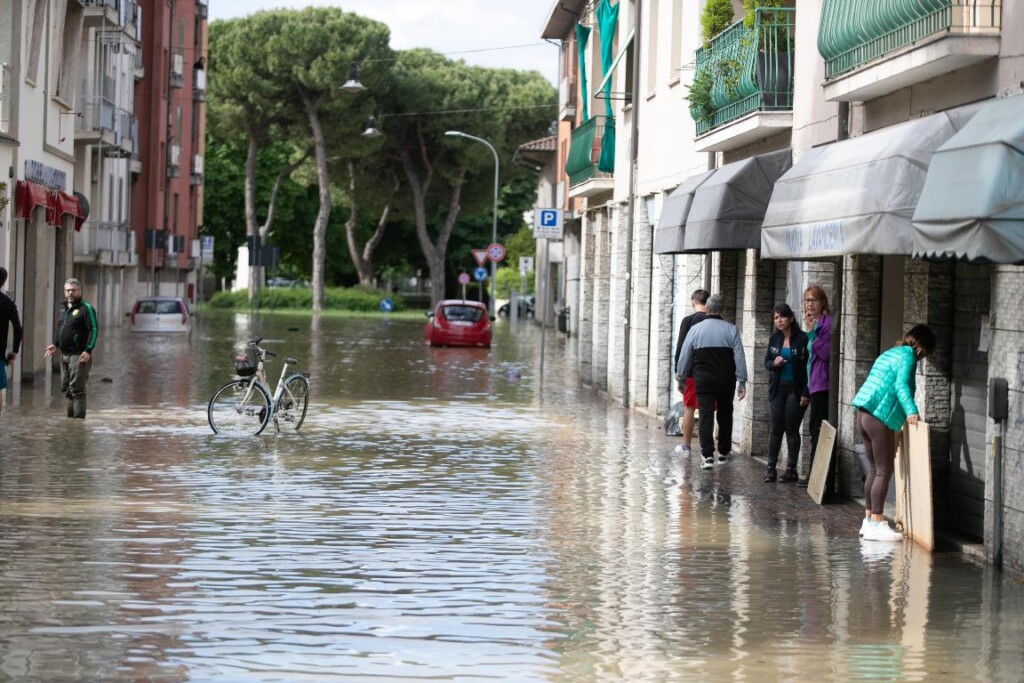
[681,377,698,409]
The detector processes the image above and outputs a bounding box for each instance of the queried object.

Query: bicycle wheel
[208,379,272,436]
[274,374,310,431]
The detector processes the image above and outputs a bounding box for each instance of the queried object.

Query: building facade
[0,0,206,398]
[540,0,1024,574]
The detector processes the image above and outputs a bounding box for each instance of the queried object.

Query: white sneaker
[701,456,714,470]
[717,452,730,464]
[674,443,691,454]
[863,521,904,542]
[859,518,870,537]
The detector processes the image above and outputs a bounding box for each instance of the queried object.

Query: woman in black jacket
[763,303,809,482]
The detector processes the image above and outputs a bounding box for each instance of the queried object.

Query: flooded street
[1,312,1023,681]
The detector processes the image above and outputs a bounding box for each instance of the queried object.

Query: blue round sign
[473,266,489,281]
[379,298,394,312]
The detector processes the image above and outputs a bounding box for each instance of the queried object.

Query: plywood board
[895,421,934,551]
[807,420,836,505]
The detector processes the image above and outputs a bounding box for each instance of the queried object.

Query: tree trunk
[398,146,466,307]
[300,87,330,312]
[344,162,399,286]
[244,127,260,303]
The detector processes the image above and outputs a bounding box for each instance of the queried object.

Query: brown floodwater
[0,312,1021,681]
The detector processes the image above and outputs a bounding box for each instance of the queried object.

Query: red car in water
[424,300,493,348]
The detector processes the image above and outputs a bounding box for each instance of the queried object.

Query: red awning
[50,191,86,232]
[14,181,53,224]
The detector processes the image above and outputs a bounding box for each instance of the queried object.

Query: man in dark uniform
[0,267,23,417]
[44,278,98,419]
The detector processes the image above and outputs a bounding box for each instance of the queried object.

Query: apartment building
[541,0,1024,573]
[129,0,206,305]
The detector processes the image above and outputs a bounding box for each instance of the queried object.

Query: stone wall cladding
[835,255,881,495]
[593,208,611,393]
[578,210,597,387]
[631,205,653,410]
[607,204,628,401]
[988,265,1024,572]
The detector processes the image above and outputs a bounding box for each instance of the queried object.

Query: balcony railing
[193,68,206,101]
[691,7,795,136]
[170,53,184,89]
[819,0,1001,80]
[76,95,134,153]
[168,144,181,178]
[565,116,613,188]
[78,221,132,254]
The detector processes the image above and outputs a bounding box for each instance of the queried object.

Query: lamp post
[445,131,498,315]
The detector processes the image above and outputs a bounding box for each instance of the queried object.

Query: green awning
[912,95,1024,263]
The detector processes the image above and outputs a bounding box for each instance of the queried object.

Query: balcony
[170,53,184,89]
[168,144,181,178]
[558,75,577,122]
[190,153,204,185]
[129,118,142,173]
[75,95,135,155]
[565,116,614,199]
[820,0,1001,102]
[196,0,208,19]
[134,46,145,80]
[193,68,206,101]
[73,221,133,265]
[690,8,795,152]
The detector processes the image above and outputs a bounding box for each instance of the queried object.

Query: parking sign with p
[533,208,563,240]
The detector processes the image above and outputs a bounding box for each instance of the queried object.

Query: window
[56,2,84,102]
[670,0,683,81]
[646,0,659,90]
[26,0,46,83]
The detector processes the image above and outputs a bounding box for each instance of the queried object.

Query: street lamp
[445,130,498,315]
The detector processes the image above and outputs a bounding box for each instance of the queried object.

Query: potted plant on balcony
[743,0,793,109]
[689,0,738,126]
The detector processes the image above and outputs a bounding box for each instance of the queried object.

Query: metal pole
[445,131,499,315]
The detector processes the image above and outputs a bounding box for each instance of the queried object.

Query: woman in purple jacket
[799,284,832,487]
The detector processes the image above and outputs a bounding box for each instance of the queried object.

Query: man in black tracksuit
[44,278,98,419]
[675,293,747,470]
[0,267,23,416]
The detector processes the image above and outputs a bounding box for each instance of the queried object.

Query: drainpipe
[622,0,641,408]
[827,101,850,496]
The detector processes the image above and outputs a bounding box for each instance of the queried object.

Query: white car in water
[128,296,193,334]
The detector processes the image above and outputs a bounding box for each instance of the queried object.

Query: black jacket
[673,310,708,372]
[0,292,22,357]
[53,300,98,354]
[764,328,809,401]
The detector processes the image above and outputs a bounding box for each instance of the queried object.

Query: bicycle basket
[232,353,256,377]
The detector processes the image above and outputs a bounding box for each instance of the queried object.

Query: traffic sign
[519,256,534,276]
[473,266,489,281]
[379,298,394,312]
[457,272,470,285]
[487,243,506,262]
[471,249,489,266]
[533,208,564,240]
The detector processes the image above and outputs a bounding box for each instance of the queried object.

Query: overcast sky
[208,0,560,85]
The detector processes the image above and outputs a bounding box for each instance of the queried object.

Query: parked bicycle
[207,338,310,436]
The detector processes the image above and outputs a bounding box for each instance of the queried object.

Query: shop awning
[653,169,715,254]
[50,191,86,231]
[761,113,960,259]
[911,95,1024,263]
[683,148,791,252]
[14,180,53,223]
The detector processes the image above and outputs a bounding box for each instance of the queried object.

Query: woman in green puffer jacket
[851,324,936,542]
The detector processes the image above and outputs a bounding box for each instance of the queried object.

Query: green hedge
[207,286,406,312]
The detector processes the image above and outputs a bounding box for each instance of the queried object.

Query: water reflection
[0,312,1022,681]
